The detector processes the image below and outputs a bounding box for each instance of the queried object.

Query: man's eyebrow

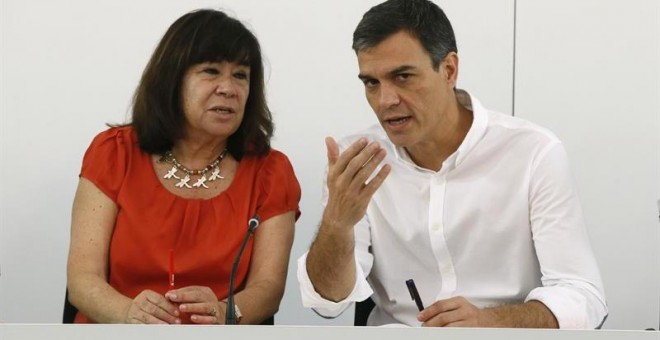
[389,65,416,75]
[358,65,417,81]
[357,73,372,81]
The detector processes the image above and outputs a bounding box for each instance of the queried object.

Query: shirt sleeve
[525,142,608,329]
[255,150,302,222]
[79,127,131,202]
[296,164,375,318]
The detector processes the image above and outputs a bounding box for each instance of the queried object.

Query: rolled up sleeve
[297,252,374,318]
[527,142,608,329]
[526,284,607,329]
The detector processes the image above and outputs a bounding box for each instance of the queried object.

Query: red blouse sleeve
[79,127,132,202]
[255,150,302,222]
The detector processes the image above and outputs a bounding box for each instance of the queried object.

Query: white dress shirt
[297,90,607,329]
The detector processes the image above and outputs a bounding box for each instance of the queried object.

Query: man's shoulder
[487,111,561,146]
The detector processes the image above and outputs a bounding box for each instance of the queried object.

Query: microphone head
[248,215,260,231]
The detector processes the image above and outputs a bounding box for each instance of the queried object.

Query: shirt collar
[454,89,488,167]
[390,89,489,172]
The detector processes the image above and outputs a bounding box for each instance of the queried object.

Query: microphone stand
[225,215,260,325]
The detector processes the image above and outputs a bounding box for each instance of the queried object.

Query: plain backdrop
[1,0,658,330]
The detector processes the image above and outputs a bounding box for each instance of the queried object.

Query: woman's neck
[171,137,228,170]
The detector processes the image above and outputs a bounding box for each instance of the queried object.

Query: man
[297,0,607,329]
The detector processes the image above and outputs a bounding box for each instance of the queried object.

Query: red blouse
[75,126,301,323]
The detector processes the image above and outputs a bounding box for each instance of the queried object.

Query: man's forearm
[306,222,356,302]
[482,300,558,328]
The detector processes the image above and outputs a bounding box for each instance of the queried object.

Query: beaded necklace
[159,149,228,189]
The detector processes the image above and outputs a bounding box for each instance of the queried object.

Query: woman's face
[181,61,250,142]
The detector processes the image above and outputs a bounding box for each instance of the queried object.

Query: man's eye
[363,79,379,88]
[396,73,412,81]
[203,68,219,75]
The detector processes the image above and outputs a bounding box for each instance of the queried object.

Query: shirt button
[434,177,444,186]
[431,223,442,231]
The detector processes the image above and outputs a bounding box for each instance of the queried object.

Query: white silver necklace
[159,149,228,189]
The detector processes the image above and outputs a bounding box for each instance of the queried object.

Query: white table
[1,324,658,340]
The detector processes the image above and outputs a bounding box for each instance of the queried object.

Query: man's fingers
[361,163,391,197]
[351,148,387,191]
[445,321,470,327]
[329,138,369,176]
[419,297,462,321]
[419,297,480,328]
[344,142,380,174]
[325,137,340,166]
[422,309,463,327]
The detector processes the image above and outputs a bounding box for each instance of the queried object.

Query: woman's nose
[214,77,236,97]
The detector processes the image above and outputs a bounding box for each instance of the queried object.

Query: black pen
[405,279,425,311]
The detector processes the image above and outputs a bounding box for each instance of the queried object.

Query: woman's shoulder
[264,148,291,163]
[91,125,136,143]
[81,126,139,201]
[86,125,139,153]
[246,148,301,220]
[240,148,299,187]
[244,148,293,168]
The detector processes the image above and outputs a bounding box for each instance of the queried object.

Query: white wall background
[515,0,660,330]
[0,0,657,330]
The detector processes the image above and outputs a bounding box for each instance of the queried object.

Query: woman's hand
[166,286,225,324]
[125,289,180,324]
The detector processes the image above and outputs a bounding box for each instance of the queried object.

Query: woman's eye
[234,71,249,80]
[203,68,219,75]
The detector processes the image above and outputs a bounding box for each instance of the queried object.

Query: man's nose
[377,83,400,108]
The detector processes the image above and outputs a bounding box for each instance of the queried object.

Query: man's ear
[442,52,459,88]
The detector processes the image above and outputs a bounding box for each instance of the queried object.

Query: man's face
[357,31,456,148]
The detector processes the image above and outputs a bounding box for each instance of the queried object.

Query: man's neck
[405,101,473,172]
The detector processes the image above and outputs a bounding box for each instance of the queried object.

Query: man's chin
[379,126,404,143]
[385,134,413,148]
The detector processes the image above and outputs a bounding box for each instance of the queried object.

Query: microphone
[225,214,260,324]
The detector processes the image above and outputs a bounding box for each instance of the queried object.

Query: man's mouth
[385,116,411,125]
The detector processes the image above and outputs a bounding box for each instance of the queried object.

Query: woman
[67,9,300,324]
